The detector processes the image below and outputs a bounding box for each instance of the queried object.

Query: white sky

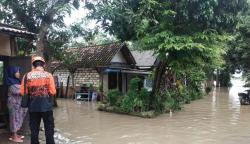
[63,3,117,43]
[63,4,101,43]
[64,4,96,29]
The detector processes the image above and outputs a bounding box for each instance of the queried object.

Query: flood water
[54,77,250,144]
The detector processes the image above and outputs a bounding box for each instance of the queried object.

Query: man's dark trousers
[29,111,55,144]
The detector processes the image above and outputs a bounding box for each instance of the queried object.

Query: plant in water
[121,77,150,113]
[205,86,213,94]
[107,89,121,106]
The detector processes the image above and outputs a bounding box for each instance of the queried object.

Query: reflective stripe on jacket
[20,69,56,112]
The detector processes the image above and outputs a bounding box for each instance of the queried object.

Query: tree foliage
[86,0,247,101]
[227,2,250,72]
[0,0,80,57]
[0,0,115,62]
[226,0,250,85]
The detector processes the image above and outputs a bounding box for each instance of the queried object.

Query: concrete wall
[53,68,100,88]
[103,73,109,94]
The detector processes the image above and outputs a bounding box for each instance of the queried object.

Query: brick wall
[53,68,100,87]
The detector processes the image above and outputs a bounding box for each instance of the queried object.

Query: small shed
[0,23,35,128]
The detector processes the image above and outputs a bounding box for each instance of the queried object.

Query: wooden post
[59,82,63,98]
[117,72,119,90]
[100,72,104,102]
[10,36,17,56]
[65,75,70,98]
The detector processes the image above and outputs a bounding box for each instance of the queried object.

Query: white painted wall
[103,74,109,94]
[111,51,126,63]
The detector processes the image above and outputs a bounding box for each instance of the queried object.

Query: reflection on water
[53,78,250,144]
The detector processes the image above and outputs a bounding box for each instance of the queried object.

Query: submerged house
[0,23,35,128]
[53,43,152,97]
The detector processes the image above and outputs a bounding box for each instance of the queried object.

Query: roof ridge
[72,42,122,49]
[56,42,135,68]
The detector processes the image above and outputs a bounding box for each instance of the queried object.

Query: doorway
[108,72,122,92]
[0,61,3,85]
[0,56,31,129]
[0,56,7,113]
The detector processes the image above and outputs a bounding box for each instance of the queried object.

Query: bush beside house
[98,76,210,118]
[98,72,211,118]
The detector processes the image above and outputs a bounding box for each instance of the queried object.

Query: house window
[144,78,152,91]
[0,61,3,85]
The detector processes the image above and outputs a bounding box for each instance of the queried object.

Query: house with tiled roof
[53,43,151,97]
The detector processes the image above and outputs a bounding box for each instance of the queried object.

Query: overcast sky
[64,4,96,29]
[63,2,116,43]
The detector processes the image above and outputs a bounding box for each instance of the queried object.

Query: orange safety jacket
[20,68,56,112]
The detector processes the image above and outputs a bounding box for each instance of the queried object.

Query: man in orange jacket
[20,56,56,144]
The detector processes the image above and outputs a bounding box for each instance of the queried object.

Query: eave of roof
[0,23,36,38]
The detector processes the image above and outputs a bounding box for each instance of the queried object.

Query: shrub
[98,83,103,92]
[189,89,204,100]
[163,91,176,111]
[120,77,150,113]
[153,90,183,113]
[121,95,134,113]
[107,89,121,106]
[180,87,191,104]
[139,88,150,111]
[205,86,212,94]
[167,90,183,111]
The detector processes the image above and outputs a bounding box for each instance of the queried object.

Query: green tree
[226,0,250,85]
[86,0,247,107]
[0,0,81,58]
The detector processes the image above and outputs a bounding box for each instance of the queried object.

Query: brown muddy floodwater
[54,78,250,144]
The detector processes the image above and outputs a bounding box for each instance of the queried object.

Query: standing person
[20,56,56,144]
[5,66,27,143]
